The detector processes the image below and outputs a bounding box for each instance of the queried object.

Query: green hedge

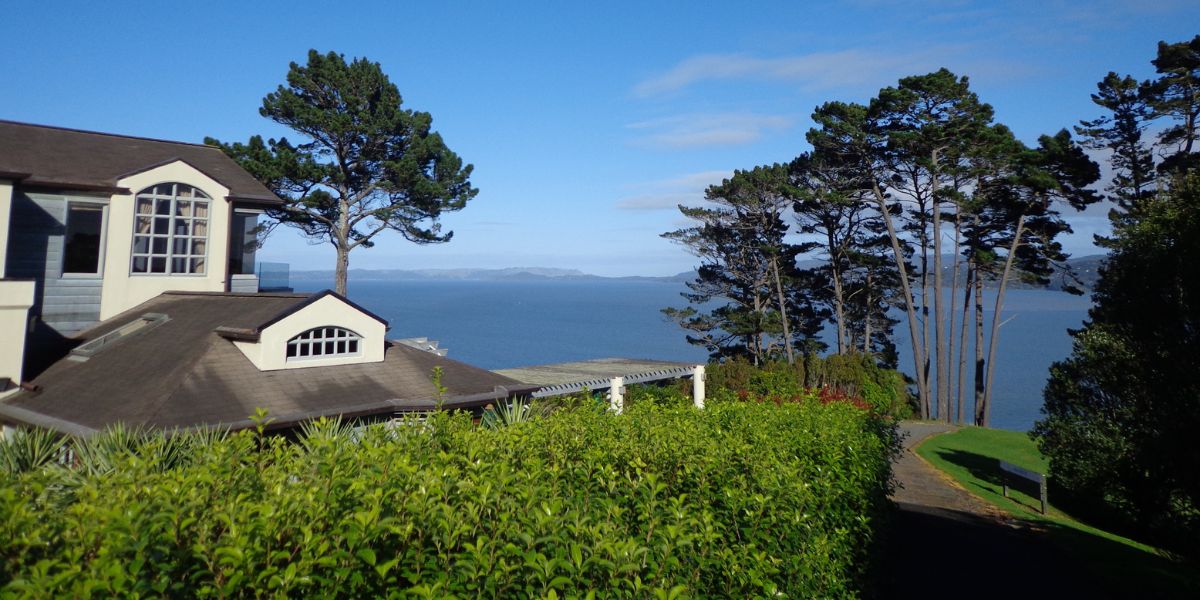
[0,402,896,598]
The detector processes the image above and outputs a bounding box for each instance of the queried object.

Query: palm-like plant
[0,427,66,475]
[72,423,151,476]
[298,416,358,451]
[481,398,547,430]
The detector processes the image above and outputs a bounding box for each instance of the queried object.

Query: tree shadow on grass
[929,447,1048,513]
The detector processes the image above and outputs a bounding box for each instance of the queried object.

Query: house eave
[227,194,285,206]
[0,401,99,437]
[16,178,129,195]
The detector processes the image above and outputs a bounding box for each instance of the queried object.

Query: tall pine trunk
[982,215,1027,427]
[770,255,796,365]
[946,200,962,423]
[931,159,949,422]
[863,270,873,354]
[752,292,764,366]
[829,235,848,354]
[334,246,350,296]
[335,198,351,296]
[920,231,932,420]
[871,183,931,417]
[973,257,985,425]
[956,263,973,424]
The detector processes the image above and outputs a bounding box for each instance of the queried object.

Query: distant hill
[289,255,1105,290]
[289,266,694,284]
[936,254,1105,291]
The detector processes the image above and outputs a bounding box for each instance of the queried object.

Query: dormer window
[131,183,209,275]
[286,327,361,361]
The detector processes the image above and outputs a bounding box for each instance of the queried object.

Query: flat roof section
[494,358,698,397]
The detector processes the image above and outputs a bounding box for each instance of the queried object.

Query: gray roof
[0,292,527,435]
[0,120,281,205]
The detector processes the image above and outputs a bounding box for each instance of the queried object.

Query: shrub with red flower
[815,386,872,412]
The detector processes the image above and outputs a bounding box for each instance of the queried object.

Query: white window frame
[286,326,363,362]
[130,182,210,276]
[60,199,108,278]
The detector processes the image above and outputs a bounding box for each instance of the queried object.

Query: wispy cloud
[616,170,729,211]
[631,44,1042,98]
[627,112,794,149]
[633,50,936,97]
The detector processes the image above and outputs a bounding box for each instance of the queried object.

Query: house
[0,120,283,391]
[0,121,529,434]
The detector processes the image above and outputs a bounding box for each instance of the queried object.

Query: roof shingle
[0,120,281,204]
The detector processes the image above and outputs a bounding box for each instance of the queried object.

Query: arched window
[286,326,362,360]
[131,183,210,274]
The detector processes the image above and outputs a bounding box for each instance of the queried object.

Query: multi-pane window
[131,183,209,274]
[286,327,362,360]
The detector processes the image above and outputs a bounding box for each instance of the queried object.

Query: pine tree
[663,166,819,363]
[207,50,477,295]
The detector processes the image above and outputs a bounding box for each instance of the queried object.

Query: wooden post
[609,376,624,414]
[1039,479,1048,515]
[692,365,705,409]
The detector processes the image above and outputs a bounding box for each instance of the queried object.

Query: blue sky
[3,1,1195,276]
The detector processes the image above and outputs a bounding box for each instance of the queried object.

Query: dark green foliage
[1035,173,1200,555]
[1036,35,1200,557]
[1075,72,1157,211]
[0,403,896,597]
[1148,35,1200,174]
[662,165,825,365]
[789,152,902,364]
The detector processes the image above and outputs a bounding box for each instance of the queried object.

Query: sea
[292,279,1092,432]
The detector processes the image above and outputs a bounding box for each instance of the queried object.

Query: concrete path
[876,421,1107,599]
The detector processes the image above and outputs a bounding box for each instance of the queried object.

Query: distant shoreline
[289,267,693,284]
[288,254,1105,291]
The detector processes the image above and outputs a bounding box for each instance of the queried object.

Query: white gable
[100,160,234,319]
[233,294,387,371]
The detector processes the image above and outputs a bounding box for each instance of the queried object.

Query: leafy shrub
[706,355,913,417]
[0,401,896,598]
[623,383,694,408]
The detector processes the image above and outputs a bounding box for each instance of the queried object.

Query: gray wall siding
[229,275,260,293]
[6,191,106,336]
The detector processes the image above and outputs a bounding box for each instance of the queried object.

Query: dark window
[63,205,104,274]
[229,212,258,275]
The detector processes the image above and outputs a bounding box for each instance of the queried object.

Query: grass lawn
[916,427,1200,599]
